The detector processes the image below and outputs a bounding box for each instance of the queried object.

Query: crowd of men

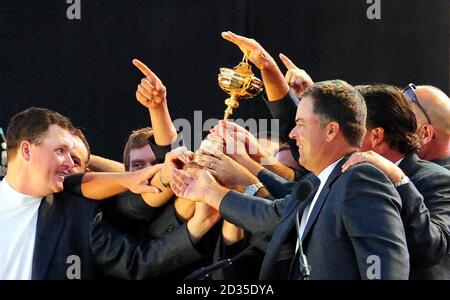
[1,32,450,280]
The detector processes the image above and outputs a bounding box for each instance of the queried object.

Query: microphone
[184,235,265,280]
[0,128,6,177]
[294,180,313,280]
[0,127,5,143]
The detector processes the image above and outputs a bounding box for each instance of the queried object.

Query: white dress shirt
[298,157,344,240]
[0,178,42,279]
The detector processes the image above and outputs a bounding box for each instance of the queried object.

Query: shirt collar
[317,157,345,186]
[394,156,405,166]
[0,178,42,201]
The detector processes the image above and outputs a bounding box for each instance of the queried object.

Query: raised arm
[221,31,289,101]
[88,154,125,172]
[133,59,178,146]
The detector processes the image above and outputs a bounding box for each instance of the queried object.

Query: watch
[394,176,410,188]
[244,182,264,196]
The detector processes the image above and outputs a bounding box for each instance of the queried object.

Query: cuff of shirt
[63,173,85,195]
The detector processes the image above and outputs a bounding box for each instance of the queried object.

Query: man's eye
[73,160,80,167]
[56,149,64,155]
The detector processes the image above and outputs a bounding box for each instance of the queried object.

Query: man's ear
[418,124,435,145]
[84,167,91,173]
[19,141,32,161]
[325,121,339,142]
[371,127,385,148]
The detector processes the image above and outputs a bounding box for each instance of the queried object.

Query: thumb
[279,53,298,70]
[139,185,161,194]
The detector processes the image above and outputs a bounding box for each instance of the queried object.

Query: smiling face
[27,124,75,195]
[289,95,330,174]
[69,135,89,174]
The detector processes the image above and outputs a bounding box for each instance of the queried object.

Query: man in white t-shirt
[0,108,77,279]
[0,107,161,279]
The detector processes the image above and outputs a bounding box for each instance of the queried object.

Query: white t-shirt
[0,179,42,280]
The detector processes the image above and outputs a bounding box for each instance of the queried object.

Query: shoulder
[409,158,450,180]
[339,161,391,184]
[337,162,401,206]
[404,158,450,198]
[54,191,98,213]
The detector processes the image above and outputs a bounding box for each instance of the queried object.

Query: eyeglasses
[402,83,432,124]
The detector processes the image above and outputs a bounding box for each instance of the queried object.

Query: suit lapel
[260,178,318,279]
[278,174,320,223]
[32,194,66,280]
[301,157,349,241]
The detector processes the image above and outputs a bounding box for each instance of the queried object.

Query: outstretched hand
[170,168,217,203]
[125,164,163,194]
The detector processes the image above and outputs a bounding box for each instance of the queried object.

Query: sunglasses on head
[402,83,432,125]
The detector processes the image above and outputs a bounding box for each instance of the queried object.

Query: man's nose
[289,127,297,140]
[65,154,75,169]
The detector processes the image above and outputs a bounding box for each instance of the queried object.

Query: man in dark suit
[403,84,450,171]
[171,79,410,279]
[342,85,450,279]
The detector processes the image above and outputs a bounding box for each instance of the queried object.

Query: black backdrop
[0,0,448,161]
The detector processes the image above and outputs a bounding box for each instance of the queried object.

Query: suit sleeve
[219,191,289,236]
[113,191,161,221]
[399,173,450,267]
[263,89,299,143]
[257,168,297,198]
[341,165,410,280]
[91,210,202,279]
[62,173,85,195]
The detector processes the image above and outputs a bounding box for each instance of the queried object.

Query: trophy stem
[223,95,239,120]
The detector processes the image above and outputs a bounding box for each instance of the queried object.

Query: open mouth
[56,170,70,181]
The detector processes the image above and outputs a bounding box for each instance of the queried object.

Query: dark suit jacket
[264,90,300,162]
[91,203,206,280]
[220,157,410,279]
[431,155,450,171]
[32,175,98,280]
[398,152,450,279]
[90,133,217,279]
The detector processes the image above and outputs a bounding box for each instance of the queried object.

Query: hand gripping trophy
[190,52,264,166]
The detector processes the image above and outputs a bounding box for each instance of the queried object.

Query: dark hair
[357,84,421,154]
[301,80,367,147]
[73,128,91,163]
[6,107,74,161]
[123,127,154,171]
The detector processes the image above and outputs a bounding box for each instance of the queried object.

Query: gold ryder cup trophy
[218,54,264,120]
[189,54,264,167]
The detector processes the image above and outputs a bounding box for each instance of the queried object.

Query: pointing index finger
[279,53,298,70]
[221,31,254,49]
[132,58,156,78]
